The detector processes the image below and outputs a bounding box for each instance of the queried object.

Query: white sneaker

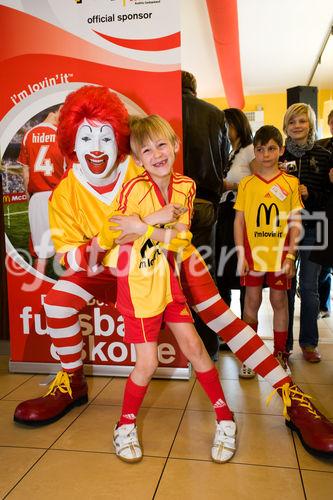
[211,420,237,463]
[113,423,142,463]
[239,363,256,379]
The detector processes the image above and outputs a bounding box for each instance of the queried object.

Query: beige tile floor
[1,290,333,500]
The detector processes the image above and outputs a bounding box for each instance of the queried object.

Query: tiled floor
[1,291,333,499]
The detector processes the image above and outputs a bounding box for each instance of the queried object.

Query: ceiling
[181,0,333,99]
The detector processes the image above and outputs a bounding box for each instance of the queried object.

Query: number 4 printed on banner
[34,145,54,176]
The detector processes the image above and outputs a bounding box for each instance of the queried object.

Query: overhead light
[308,24,333,86]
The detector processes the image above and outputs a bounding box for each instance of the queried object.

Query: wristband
[286,253,296,261]
[145,224,155,239]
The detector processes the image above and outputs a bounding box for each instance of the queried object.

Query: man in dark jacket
[182,71,229,359]
[317,109,333,153]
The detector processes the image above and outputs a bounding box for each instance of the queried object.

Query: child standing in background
[234,125,303,373]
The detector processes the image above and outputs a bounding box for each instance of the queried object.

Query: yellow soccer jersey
[234,172,303,272]
[106,171,196,318]
[49,159,142,256]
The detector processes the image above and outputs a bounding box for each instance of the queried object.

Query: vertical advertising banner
[0,0,189,378]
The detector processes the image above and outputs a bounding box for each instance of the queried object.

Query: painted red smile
[85,154,109,174]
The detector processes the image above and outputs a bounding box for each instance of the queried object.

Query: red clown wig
[57,85,130,163]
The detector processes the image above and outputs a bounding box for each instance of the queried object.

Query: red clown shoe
[14,369,88,426]
[268,383,333,457]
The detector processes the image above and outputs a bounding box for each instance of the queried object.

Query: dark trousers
[219,286,246,318]
[287,227,321,350]
[318,266,332,313]
[190,199,219,358]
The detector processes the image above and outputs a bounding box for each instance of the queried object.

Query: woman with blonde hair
[280,103,332,362]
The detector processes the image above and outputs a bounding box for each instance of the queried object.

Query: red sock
[249,322,258,332]
[273,331,288,355]
[118,376,148,427]
[196,367,233,421]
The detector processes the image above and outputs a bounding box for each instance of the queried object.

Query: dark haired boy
[234,126,303,371]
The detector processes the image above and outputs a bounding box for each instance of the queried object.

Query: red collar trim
[146,171,173,206]
[254,172,282,184]
[88,173,120,194]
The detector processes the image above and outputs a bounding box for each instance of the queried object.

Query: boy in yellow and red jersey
[234,125,303,374]
[13,86,333,459]
[97,115,236,463]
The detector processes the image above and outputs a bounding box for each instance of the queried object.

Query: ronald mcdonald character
[14,85,333,458]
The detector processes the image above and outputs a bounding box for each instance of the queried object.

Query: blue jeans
[287,227,322,349]
[318,266,332,313]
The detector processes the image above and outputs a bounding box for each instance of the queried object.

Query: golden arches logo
[256,203,280,227]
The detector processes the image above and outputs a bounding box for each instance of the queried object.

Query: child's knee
[136,356,158,377]
[270,291,287,310]
[245,292,261,312]
[186,335,205,359]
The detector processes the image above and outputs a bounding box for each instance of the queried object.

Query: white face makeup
[75,119,118,184]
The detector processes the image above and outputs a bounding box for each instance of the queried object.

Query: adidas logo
[180,308,189,316]
[213,398,226,409]
[264,192,271,198]
[275,280,283,285]
[122,413,136,420]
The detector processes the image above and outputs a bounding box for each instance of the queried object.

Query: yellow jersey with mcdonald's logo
[234,172,303,272]
[107,171,195,318]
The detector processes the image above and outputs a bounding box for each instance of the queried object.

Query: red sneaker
[14,369,88,426]
[268,383,333,457]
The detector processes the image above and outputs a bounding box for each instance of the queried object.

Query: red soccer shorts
[241,270,291,290]
[123,302,193,344]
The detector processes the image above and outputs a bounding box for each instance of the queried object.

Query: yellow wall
[205,89,333,136]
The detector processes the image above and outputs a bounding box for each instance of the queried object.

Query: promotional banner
[0,0,189,378]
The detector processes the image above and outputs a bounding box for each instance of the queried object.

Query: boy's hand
[237,257,249,277]
[110,214,147,244]
[299,184,309,200]
[115,233,142,245]
[278,160,288,172]
[145,204,187,225]
[282,258,295,279]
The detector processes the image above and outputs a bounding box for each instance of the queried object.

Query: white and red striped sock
[181,253,291,388]
[44,279,93,372]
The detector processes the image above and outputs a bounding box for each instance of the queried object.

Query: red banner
[1,0,188,377]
